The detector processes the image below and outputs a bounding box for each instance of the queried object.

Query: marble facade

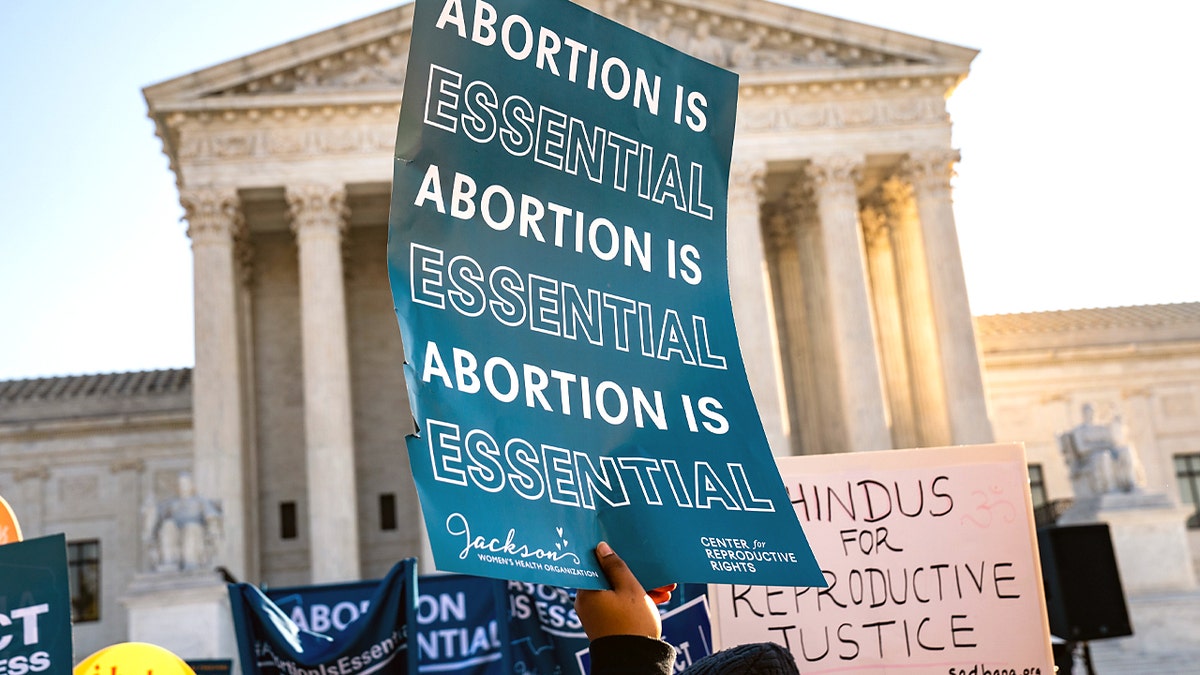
[0,371,194,660]
[977,305,1200,580]
[139,0,992,588]
[2,0,1198,667]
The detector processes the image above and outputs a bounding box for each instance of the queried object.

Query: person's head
[686,642,799,675]
[1081,403,1095,423]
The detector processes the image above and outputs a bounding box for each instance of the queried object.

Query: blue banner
[412,575,509,674]
[232,572,707,675]
[229,559,418,675]
[264,574,508,674]
[0,534,73,675]
[388,0,823,591]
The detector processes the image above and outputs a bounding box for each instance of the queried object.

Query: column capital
[859,202,892,250]
[727,160,766,209]
[881,175,913,210]
[762,204,796,253]
[180,186,243,244]
[900,148,961,196]
[804,155,864,201]
[286,184,349,238]
[782,177,818,229]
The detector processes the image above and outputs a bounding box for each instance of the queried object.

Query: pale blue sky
[1,1,1196,381]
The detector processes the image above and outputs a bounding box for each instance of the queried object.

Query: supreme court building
[2,0,1199,667]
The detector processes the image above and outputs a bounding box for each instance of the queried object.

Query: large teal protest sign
[0,534,73,674]
[388,0,824,590]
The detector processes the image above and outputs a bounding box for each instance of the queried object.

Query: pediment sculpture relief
[213,34,412,97]
[205,1,917,99]
[599,0,907,70]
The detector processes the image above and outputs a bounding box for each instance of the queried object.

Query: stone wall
[977,304,1200,580]
[0,371,193,660]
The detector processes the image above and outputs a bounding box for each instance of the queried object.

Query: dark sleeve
[588,635,676,675]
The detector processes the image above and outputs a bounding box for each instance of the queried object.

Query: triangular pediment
[143,4,417,107]
[144,0,976,111]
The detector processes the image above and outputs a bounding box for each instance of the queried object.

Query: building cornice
[981,340,1200,370]
[0,410,192,443]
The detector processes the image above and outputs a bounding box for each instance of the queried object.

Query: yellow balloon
[74,642,196,675]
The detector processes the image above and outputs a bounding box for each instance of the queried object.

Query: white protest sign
[711,444,1054,675]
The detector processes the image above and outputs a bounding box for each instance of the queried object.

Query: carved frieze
[365,125,399,152]
[265,129,309,156]
[177,118,397,163]
[737,94,947,134]
[11,466,50,483]
[210,133,258,159]
[109,458,146,474]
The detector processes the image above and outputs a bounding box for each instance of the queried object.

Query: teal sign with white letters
[0,534,73,675]
[388,0,824,590]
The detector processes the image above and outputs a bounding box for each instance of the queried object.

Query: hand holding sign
[575,542,665,641]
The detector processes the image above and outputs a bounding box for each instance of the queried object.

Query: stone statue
[1058,403,1146,498]
[142,471,223,572]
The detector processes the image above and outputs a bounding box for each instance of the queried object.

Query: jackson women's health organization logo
[446,513,598,578]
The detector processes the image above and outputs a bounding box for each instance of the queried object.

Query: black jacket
[588,636,799,675]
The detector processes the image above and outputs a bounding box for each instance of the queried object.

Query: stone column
[287,184,361,583]
[727,159,790,455]
[763,205,819,456]
[805,156,891,453]
[860,203,917,449]
[181,186,250,581]
[901,150,994,444]
[784,181,844,454]
[882,177,953,448]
